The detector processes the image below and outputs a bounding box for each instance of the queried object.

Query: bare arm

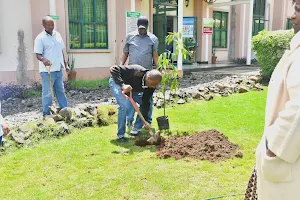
[152,37,159,69]
[152,52,159,68]
[36,54,51,66]
[62,51,67,67]
[121,52,129,65]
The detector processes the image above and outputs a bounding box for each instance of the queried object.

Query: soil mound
[157,129,243,162]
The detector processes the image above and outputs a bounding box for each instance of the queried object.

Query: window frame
[67,0,109,50]
[286,18,293,30]
[252,0,266,36]
[212,11,228,49]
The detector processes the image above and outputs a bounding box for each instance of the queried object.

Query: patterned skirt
[244,167,258,200]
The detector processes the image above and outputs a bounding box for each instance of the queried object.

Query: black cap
[137,16,148,29]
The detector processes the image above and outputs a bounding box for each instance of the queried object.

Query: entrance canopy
[207,0,254,65]
[207,0,251,7]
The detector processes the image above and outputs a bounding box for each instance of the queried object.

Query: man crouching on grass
[109,65,162,143]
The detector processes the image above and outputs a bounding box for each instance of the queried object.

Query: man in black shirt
[109,64,162,142]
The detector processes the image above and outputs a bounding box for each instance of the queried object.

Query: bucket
[156,116,170,130]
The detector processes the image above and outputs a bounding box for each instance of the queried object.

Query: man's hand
[266,149,276,157]
[42,58,51,67]
[2,122,10,136]
[122,84,132,93]
[143,122,151,132]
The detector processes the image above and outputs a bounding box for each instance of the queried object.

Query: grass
[68,78,109,89]
[19,79,109,99]
[0,90,267,200]
[22,90,41,98]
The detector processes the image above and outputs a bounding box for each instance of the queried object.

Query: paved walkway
[192,66,260,75]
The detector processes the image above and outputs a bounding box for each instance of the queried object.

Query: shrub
[0,83,26,100]
[96,106,117,126]
[230,57,257,65]
[252,29,294,79]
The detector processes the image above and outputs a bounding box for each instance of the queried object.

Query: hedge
[252,29,294,79]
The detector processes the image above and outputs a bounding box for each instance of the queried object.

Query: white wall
[0,0,34,72]
[286,0,294,19]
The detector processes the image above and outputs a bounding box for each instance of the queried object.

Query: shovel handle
[122,90,132,99]
[122,91,150,128]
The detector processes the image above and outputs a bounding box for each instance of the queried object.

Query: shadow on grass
[110,130,160,155]
[109,129,193,156]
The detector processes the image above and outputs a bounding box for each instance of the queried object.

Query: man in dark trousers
[109,65,162,142]
[120,16,159,135]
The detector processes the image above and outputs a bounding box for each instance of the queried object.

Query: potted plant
[156,32,189,130]
[211,48,217,64]
[67,54,76,81]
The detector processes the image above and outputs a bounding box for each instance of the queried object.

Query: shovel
[122,91,161,145]
[45,64,72,121]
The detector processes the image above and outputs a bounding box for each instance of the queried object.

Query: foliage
[0,90,267,199]
[157,32,189,116]
[212,48,216,56]
[0,82,42,100]
[0,78,110,100]
[68,78,109,90]
[22,90,41,98]
[67,54,76,71]
[96,105,118,126]
[70,42,107,49]
[0,83,26,100]
[252,29,294,79]
[230,57,257,65]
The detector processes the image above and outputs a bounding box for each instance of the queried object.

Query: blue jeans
[127,92,153,129]
[40,71,68,116]
[109,78,145,138]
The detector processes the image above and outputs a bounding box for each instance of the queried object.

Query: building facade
[0,0,293,83]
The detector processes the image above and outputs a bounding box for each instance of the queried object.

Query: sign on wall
[126,11,141,35]
[202,18,214,34]
[49,15,59,20]
[183,17,194,38]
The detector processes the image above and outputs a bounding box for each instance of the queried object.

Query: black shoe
[117,137,128,143]
[130,131,142,137]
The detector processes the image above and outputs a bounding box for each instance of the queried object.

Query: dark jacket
[110,65,155,122]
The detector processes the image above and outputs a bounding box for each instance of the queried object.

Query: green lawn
[0,90,267,200]
[68,79,109,89]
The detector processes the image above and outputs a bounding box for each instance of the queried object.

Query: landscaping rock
[198,86,206,92]
[177,99,186,104]
[156,100,164,109]
[59,122,70,134]
[254,84,264,91]
[187,97,193,103]
[11,131,25,144]
[249,75,262,82]
[192,92,202,100]
[53,114,64,122]
[238,86,250,93]
[1,73,263,126]
[215,83,225,90]
[204,94,214,101]
[59,107,73,120]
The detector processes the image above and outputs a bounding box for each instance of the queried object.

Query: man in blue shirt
[34,16,70,117]
[120,16,159,135]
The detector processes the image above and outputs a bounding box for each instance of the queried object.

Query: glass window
[68,0,108,49]
[213,11,228,48]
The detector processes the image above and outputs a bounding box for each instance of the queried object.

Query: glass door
[182,17,197,64]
